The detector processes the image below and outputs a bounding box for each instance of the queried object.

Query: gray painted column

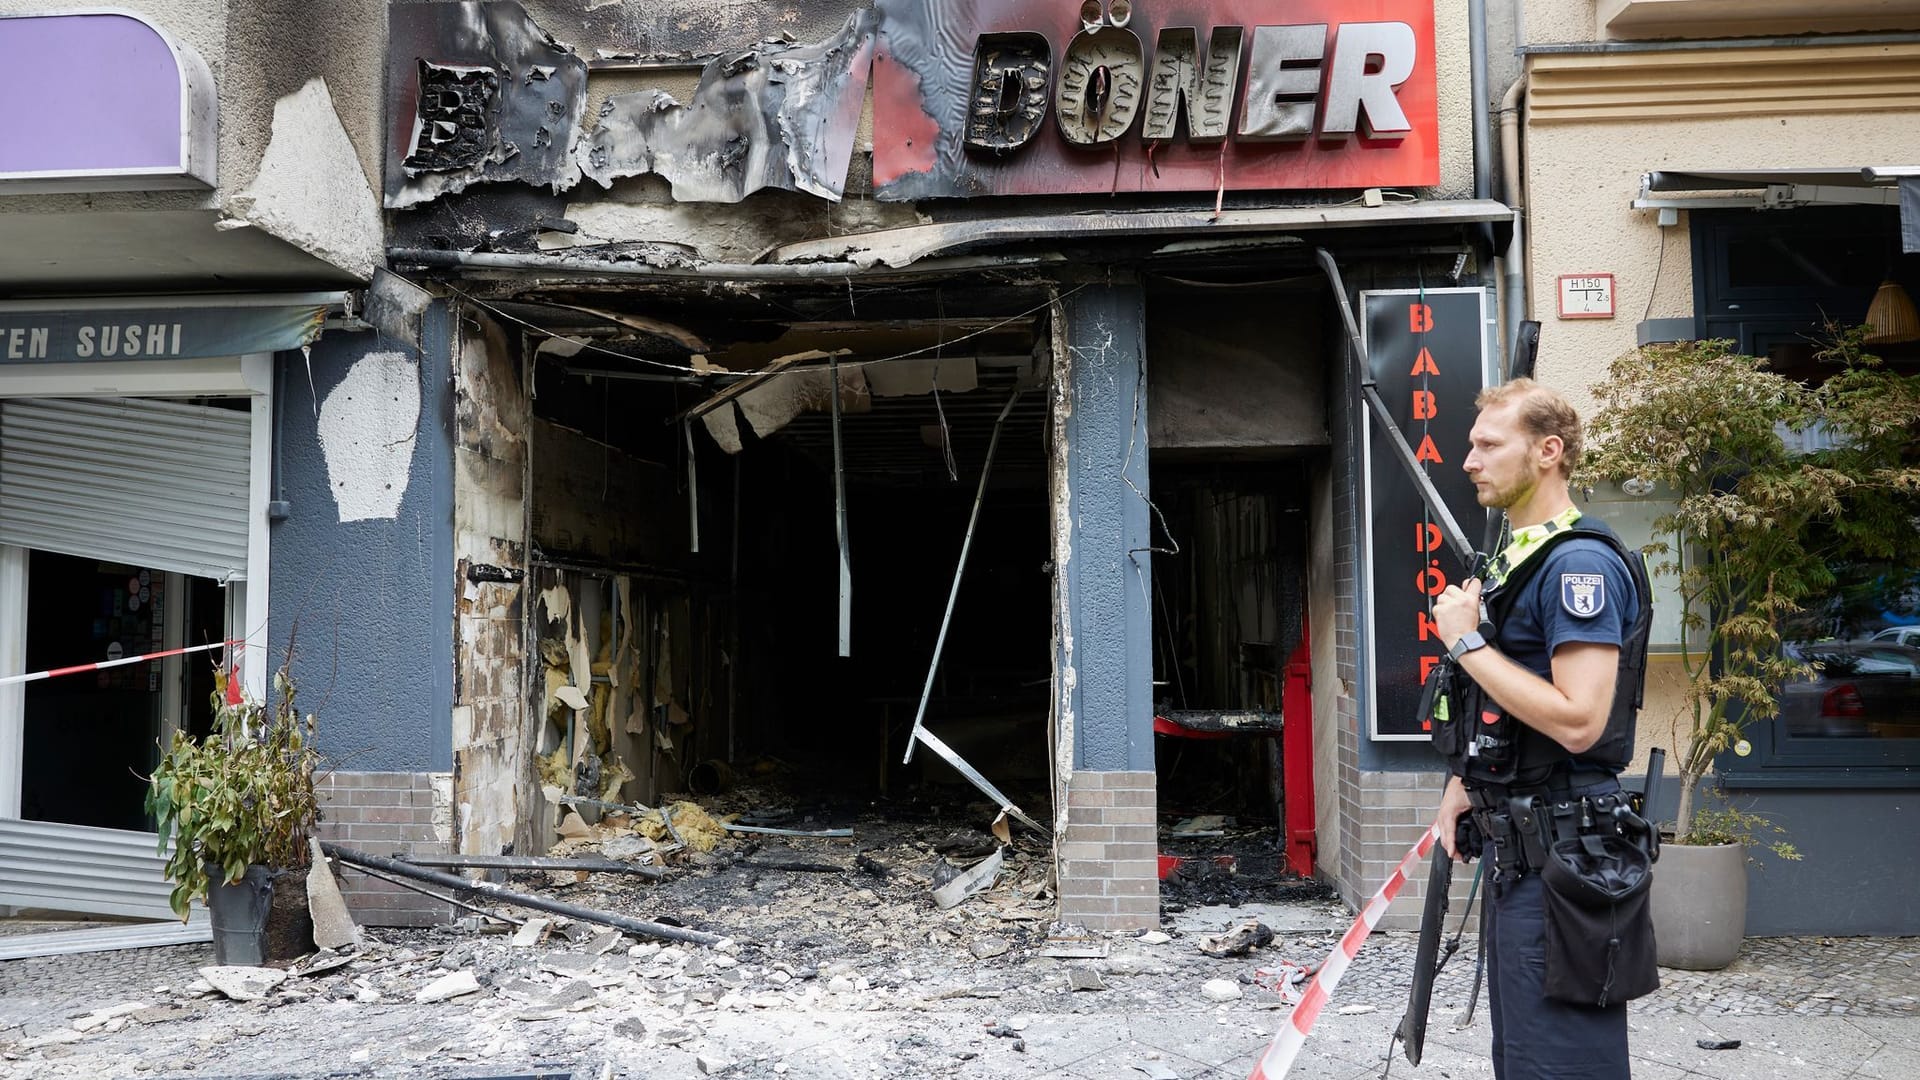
[269,303,456,772]
[1058,282,1153,773]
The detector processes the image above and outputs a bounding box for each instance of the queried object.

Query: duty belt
[1464,769,1652,879]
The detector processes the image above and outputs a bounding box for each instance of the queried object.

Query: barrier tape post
[1246,822,1442,1080]
[0,639,242,689]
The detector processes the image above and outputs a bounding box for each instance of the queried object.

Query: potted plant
[1585,331,1920,968]
[147,663,322,965]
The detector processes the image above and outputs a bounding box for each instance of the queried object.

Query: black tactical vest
[1431,522,1652,788]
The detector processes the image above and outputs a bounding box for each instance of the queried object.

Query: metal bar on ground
[911,727,1049,837]
[400,854,663,877]
[723,823,854,838]
[904,388,1023,765]
[322,842,720,946]
[344,861,527,926]
[831,351,852,657]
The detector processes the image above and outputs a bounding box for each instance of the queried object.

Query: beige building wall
[1519,37,1920,760]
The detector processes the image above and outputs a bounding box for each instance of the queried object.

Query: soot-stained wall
[270,309,456,772]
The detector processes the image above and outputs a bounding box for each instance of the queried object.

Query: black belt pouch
[1539,833,1660,1007]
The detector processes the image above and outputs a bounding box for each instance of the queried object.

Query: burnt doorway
[1149,466,1309,819]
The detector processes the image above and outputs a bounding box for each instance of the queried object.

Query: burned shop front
[379,0,1502,931]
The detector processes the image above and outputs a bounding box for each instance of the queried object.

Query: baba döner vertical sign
[870,0,1439,200]
[1361,288,1489,741]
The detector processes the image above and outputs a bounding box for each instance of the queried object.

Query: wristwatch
[1448,631,1488,662]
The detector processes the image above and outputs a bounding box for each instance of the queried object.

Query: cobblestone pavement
[2,912,1913,1080]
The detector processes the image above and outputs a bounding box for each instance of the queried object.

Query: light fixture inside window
[1864,280,1920,345]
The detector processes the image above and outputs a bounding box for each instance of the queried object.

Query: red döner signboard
[871,0,1439,201]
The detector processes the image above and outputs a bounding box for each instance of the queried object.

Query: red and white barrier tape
[1246,822,1442,1080]
[0,639,242,688]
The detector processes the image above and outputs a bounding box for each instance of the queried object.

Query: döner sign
[871,0,1438,200]
[964,20,1418,154]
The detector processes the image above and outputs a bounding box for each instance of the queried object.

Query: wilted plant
[146,664,321,921]
[1585,330,1920,844]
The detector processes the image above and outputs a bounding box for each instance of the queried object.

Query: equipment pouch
[1539,833,1660,1007]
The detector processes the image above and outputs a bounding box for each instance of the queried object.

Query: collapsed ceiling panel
[579,10,876,203]
[386,1,589,209]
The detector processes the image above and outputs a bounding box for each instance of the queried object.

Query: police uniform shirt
[1494,533,1640,771]
[1496,536,1639,680]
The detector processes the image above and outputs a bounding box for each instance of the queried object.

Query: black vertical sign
[1361,289,1489,740]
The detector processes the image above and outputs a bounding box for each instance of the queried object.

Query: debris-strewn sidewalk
[3,909,1913,1079]
[2,793,1913,1079]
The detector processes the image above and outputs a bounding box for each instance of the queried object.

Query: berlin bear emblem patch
[1562,573,1605,617]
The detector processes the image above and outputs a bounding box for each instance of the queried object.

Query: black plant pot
[207,863,315,965]
[207,864,273,966]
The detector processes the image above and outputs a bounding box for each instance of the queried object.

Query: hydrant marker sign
[1360,288,1490,741]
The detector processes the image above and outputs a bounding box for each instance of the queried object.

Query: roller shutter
[0,397,250,580]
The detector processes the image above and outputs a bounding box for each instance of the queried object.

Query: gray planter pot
[1650,841,1746,970]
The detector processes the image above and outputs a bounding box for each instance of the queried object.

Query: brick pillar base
[313,770,456,927]
[1057,769,1159,932]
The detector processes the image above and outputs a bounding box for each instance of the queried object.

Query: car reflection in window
[1781,641,1920,739]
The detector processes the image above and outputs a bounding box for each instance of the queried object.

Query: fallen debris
[322,841,722,946]
[1697,1038,1743,1051]
[1197,920,1274,958]
[931,847,1005,910]
[724,823,854,838]
[307,838,361,951]
[511,917,553,948]
[199,966,288,1002]
[414,970,482,1003]
[969,936,1012,960]
[1201,978,1243,1002]
[1068,966,1108,992]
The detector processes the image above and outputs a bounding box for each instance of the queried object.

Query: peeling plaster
[318,351,422,522]
[231,78,383,280]
[579,10,874,203]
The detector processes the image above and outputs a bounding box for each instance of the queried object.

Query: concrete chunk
[199,966,288,1002]
[414,970,482,1003]
[307,838,360,951]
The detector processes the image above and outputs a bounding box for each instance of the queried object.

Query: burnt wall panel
[518,0,863,62]
[385,1,590,208]
[1147,288,1327,453]
[529,417,687,566]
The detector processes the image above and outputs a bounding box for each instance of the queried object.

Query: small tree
[1586,332,1920,843]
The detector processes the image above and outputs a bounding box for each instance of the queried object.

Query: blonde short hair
[1475,378,1583,475]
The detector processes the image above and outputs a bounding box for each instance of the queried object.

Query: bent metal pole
[320,841,722,947]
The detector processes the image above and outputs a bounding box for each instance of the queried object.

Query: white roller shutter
[0,818,182,921]
[0,397,251,580]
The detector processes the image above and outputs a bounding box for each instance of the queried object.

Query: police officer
[1429,379,1651,1080]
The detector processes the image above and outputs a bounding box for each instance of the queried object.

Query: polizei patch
[1562,573,1606,617]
